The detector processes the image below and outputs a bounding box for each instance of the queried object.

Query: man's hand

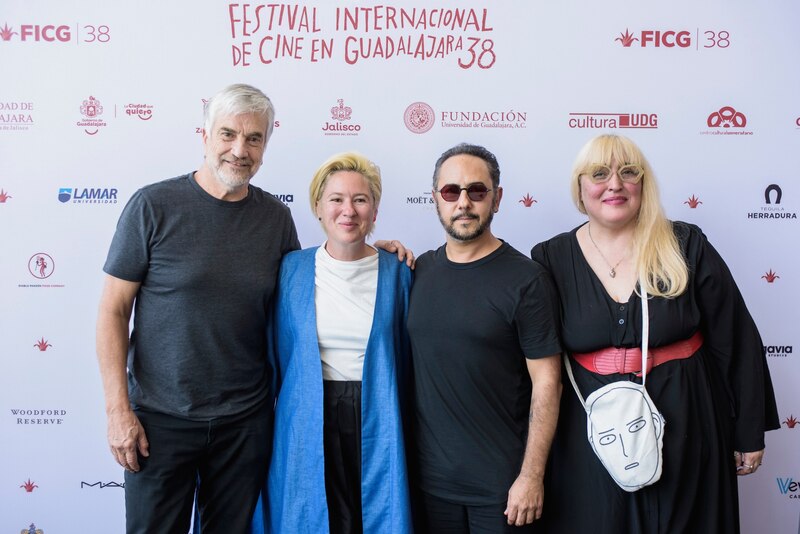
[107,409,149,472]
[373,239,415,268]
[504,473,543,526]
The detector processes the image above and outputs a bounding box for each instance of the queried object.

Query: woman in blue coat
[262,152,413,534]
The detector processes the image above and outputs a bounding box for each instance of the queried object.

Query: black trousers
[415,491,540,534]
[323,380,363,534]
[124,405,271,534]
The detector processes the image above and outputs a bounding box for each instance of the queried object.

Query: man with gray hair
[96,83,300,532]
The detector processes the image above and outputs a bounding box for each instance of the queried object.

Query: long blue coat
[255,247,413,534]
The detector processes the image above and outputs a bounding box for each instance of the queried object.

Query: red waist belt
[572,331,703,375]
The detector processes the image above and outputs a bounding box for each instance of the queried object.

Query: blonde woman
[263,152,412,534]
[531,134,778,533]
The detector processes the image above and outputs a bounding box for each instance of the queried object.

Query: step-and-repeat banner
[1,1,798,532]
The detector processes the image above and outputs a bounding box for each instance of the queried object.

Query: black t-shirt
[407,241,561,504]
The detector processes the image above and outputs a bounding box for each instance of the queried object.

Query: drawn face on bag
[588,385,664,485]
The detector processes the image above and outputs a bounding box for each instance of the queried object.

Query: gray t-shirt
[103,173,300,420]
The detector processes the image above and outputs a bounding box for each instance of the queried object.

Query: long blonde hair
[570,134,688,298]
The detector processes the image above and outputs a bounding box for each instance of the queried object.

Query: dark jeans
[124,405,271,534]
[415,491,539,534]
[323,380,363,534]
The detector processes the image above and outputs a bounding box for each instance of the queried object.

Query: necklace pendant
[609,268,616,278]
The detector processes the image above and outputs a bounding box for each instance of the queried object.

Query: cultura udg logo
[683,195,702,208]
[404,102,435,134]
[28,253,55,279]
[568,112,658,129]
[615,29,691,48]
[0,188,11,202]
[323,98,361,135]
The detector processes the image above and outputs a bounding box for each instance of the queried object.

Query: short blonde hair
[571,134,688,298]
[309,152,382,231]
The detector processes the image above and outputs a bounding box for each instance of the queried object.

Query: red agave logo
[761,269,780,283]
[1,23,17,40]
[20,479,39,492]
[28,253,55,279]
[784,415,798,429]
[77,96,107,135]
[519,194,537,207]
[34,337,53,351]
[0,189,11,203]
[404,102,435,134]
[684,195,703,208]
[322,98,361,136]
[615,29,691,48]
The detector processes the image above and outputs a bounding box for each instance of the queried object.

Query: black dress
[531,221,779,534]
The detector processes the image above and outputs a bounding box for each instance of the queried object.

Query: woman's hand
[734,449,765,476]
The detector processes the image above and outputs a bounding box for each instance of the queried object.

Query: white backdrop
[1,1,798,532]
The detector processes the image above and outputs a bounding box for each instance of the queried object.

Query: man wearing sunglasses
[407,143,562,532]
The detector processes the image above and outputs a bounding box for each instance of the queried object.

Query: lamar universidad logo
[58,186,118,204]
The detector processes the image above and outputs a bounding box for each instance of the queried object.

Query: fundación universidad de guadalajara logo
[404,102,435,134]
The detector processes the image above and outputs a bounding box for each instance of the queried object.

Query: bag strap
[564,276,650,406]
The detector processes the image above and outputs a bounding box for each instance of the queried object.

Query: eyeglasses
[584,164,644,184]
[435,183,493,202]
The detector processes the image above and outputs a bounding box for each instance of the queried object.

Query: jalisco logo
[404,102,435,134]
[0,188,11,202]
[764,344,793,358]
[0,101,34,131]
[776,478,800,498]
[568,112,658,129]
[615,29,691,48]
[440,109,527,130]
[28,253,55,279]
[1,22,70,41]
[683,195,703,208]
[748,184,797,220]
[10,408,67,425]
[519,194,537,207]
[123,103,153,121]
[323,98,361,135]
[33,337,52,351]
[700,106,752,136]
[20,479,38,492]
[20,523,44,534]
[77,95,107,135]
[58,187,119,204]
[784,415,798,428]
